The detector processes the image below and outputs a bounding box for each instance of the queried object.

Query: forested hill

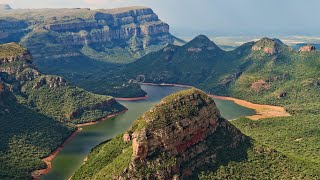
[73,89,320,179]
[96,35,320,176]
[0,42,125,179]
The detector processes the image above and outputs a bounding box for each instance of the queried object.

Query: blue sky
[2,0,319,36]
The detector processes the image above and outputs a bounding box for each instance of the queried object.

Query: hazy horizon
[1,0,320,37]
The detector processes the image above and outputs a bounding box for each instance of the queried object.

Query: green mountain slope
[100,35,320,174]
[0,82,75,179]
[0,43,126,179]
[0,6,185,96]
[73,89,319,179]
[0,43,126,124]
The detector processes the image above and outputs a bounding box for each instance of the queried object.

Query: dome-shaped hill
[251,37,289,55]
[72,88,247,179]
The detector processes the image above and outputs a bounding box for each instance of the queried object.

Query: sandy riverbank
[142,82,290,120]
[211,95,291,120]
[31,110,127,179]
[31,128,81,179]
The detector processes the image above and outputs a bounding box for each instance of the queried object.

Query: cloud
[0,0,12,4]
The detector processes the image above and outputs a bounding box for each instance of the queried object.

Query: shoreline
[141,82,290,120]
[31,128,81,180]
[31,109,127,179]
[76,109,128,127]
[140,82,193,88]
[210,95,291,120]
[115,96,148,101]
[31,82,291,179]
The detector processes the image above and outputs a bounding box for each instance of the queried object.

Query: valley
[0,3,319,180]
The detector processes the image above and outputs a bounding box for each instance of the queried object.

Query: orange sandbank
[211,95,291,120]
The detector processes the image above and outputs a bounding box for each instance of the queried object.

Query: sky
[1,0,319,37]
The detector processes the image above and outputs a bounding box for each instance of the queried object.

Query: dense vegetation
[0,89,75,179]
[22,77,125,124]
[198,142,320,179]
[0,43,125,179]
[72,134,132,180]
[0,42,28,57]
[84,35,320,177]
[73,88,320,179]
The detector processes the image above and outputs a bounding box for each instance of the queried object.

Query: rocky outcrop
[0,43,32,64]
[299,45,316,52]
[0,43,40,82]
[250,80,271,92]
[278,91,287,99]
[252,38,287,55]
[33,75,67,89]
[117,88,247,179]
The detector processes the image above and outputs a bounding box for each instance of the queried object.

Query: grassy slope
[226,51,320,168]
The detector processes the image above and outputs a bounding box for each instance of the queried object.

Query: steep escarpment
[0,6,182,68]
[0,6,182,98]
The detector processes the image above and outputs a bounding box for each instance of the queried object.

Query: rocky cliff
[299,45,316,52]
[0,6,182,66]
[73,88,247,179]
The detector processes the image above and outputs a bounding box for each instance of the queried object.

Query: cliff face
[0,43,39,81]
[0,7,180,65]
[74,88,247,179]
[125,89,246,179]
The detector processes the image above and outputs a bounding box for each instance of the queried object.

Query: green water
[42,85,255,180]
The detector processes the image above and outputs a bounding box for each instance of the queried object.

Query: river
[42,85,255,180]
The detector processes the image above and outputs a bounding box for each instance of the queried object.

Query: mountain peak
[185,35,223,53]
[252,37,287,55]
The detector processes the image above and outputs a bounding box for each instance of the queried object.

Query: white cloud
[0,0,12,4]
